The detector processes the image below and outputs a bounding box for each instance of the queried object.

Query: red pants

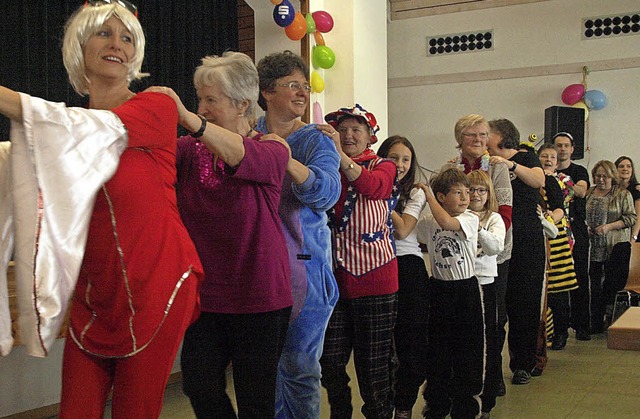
[59,277,197,419]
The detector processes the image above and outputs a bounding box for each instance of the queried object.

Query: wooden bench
[607,306,640,351]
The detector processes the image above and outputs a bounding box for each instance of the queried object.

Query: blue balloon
[583,89,607,110]
[273,0,295,27]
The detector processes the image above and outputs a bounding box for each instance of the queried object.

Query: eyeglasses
[462,132,488,139]
[274,81,312,93]
[84,0,138,17]
[469,188,488,195]
[594,174,610,179]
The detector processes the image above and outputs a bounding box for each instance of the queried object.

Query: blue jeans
[275,264,339,419]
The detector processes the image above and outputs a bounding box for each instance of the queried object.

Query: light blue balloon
[583,90,607,110]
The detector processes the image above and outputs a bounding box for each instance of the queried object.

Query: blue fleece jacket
[256,118,342,319]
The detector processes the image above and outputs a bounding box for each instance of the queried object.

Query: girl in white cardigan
[467,170,506,418]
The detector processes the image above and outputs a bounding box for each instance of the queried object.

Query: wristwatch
[509,162,518,172]
[346,162,355,171]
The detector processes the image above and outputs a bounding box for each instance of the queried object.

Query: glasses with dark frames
[469,188,488,195]
[84,0,138,18]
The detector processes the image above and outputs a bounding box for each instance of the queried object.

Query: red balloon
[312,11,334,33]
[285,12,307,41]
[561,84,585,106]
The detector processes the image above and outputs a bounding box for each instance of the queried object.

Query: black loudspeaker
[544,106,585,160]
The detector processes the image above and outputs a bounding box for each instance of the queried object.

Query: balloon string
[582,65,590,158]
[582,66,589,89]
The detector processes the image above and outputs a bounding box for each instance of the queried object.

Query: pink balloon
[312,11,334,33]
[313,101,324,125]
[561,84,585,106]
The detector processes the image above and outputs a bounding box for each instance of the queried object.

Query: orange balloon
[313,31,325,46]
[285,12,307,41]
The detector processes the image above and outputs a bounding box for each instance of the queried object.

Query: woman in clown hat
[317,104,399,419]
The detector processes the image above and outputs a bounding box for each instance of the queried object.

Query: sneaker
[530,367,543,377]
[496,379,506,397]
[480,412,491,419]
[395,410,412,419]
[511,369,531,385]
[576,329,592,341]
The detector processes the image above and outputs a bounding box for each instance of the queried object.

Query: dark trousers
[321,293,398,419]
[181,308,291,419]
[569,223,591,332]
[423,277,484,419]
[548,291,570,338]
[506,229,545,373]
[392,255,429,411]
[480,281,499,413]
[589,241,632,332]
[494,260,509,383]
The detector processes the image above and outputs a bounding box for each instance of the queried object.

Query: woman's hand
[260,133,292,159]
[144,86,190,127]
[489,155,513,169]
[593,224,610,236]
[316,123,342,153]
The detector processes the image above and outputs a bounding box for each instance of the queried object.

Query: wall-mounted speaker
[544,106,585,160]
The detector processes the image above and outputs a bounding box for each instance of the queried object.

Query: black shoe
[496,379,506,397]
[511,369,531,385]
[551,333,568,350]
[576,329,592,341]
[530,367,543,377]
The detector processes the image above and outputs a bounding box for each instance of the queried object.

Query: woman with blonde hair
[467,169,505,418]
[1,2,204,417]
[586,160,637,332]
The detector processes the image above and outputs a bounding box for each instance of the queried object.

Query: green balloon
[305,13,316,34]
[312,45,335,69]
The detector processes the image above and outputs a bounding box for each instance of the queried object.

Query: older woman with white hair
[448,114,512,404]
[1,2,204,417]
[150,51,294,418]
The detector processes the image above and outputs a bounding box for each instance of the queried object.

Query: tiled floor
[151,331,640,419]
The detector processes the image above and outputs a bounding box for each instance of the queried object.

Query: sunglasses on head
[84,0,138,18]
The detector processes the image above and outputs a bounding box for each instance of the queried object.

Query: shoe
[530,367,543,377]
[511,369,531,385]
[395,409,412,419]
[551,333,568,350]
[480,412,491,419]
[576,329,592,341]
[496,379,506,397]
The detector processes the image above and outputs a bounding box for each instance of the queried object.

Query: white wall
[387,0,640,174]
[247,0,389,140]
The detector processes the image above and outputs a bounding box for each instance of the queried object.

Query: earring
[238,113,244,118]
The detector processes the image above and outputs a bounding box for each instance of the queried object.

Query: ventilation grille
[583,13,640,39]
[427,30,493,56]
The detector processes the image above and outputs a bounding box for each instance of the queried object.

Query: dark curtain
[0,0,238,139]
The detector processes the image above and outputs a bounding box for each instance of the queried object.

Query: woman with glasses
[253,50,341,419]
[615,156,640,243]
[447,114,512,402]
[1,2,203,417]
[586,160,637,332]
[487,118,546,387]
[317,104,399,419]
[148,51,293,418]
